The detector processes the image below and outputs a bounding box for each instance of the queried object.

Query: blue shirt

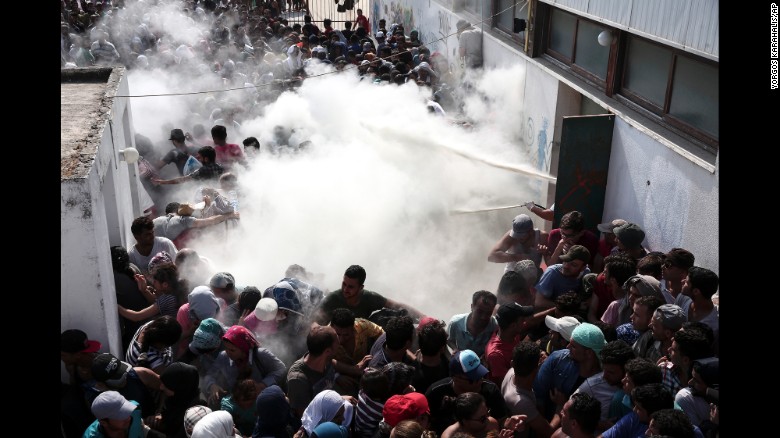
[82,401,144,438]
[601,412,646,438]
[535,264,590,300]
[447,312,497,357]
[532,349,581,416]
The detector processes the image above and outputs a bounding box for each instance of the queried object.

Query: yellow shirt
[334,318,384,365]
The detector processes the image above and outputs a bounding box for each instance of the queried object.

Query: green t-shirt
[318,289,387,322]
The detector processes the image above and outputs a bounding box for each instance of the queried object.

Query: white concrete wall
[61,71,142,382]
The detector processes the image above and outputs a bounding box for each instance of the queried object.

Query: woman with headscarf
[147,362,206,438]
[294,390,354,438]
[311,422,349,438]
[192,410,239,438]
[252,385,299,438]
[203,326,286,410]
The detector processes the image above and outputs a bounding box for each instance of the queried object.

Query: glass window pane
[573,20,610,80]
[498,0,515,31]
[669,56,719,138]
[549,9,576,60]
[465,0,479,15]
[622,37,672,107]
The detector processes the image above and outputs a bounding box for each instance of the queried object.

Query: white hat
[376,31,385,38]
[254,298,278,322]
[596,219,627,234]
[544,315,581,342]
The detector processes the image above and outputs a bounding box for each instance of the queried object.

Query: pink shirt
[214,143,245,169]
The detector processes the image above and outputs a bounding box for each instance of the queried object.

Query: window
[493,0,529,44]
[620,35,719,145]
[464,0,480,16]
[545,9,610,85]
[544,6,719,150]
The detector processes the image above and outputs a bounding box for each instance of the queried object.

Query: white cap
[254,298,278,321]
[544,315,581,342]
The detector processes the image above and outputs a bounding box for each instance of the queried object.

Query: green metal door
[552,114,614,234]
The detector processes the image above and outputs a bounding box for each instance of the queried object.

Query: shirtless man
[488,214,548,272]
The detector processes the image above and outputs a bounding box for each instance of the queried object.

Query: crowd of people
[61,2,719,438]
[62,200,720,438]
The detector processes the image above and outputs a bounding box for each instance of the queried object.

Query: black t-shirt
[317,290,387,322]
[412,353,450,394]
[425,377,509,435]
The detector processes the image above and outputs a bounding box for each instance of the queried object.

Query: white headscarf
[191,411,236,438]
[301,390,353,436]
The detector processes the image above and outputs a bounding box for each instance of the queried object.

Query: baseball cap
[456,19,471,32]
[449,350,488,381]
[91,353,130,384]
[509,214,533,238]
[187,286,220,321]
[614,223,645,249]
[61,329,101,354]
[496,302,534,325]
[382,392,430,427]
[544,315,581,342]
[189,318,226,351]
[169,128,186,140]
[209,272,235,289]
[596,219,627,234]
[183,406,212,438]
[91,391,137,420]
[559,245,591,263]
[254,297,279,322]
[570,323,607,356]
[623,275,662,297]
[653,304,687,330]
[376,31,385,38]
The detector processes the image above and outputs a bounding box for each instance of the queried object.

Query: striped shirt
[156,294,179,318]
[125,320,173,371]
[354,390,385,438]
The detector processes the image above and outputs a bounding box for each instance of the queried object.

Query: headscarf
[301,390,353,436]
[190,318,227,351]
[191,410,236,438]
[148,251,173,274]
[253,385,295,438]
[222,325,259,366]
[311,422,349,438]
[188,286,221,322]
[160,362,203,435]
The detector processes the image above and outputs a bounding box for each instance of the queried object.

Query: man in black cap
[485,302,535,385]
[535,245,591,310]
[155,128,199,176]
[613,222,647,262]
[91,353,160,418]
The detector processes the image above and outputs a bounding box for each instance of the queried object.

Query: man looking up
[314,265,423,325]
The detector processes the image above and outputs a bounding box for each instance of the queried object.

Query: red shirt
[485,331,520,385]
[355,15,370,33]
[214,143,245,170]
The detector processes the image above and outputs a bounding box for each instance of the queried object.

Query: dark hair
[665,248,695,270]
[110,246,134,278]
[197,145,216,162]
[238,286,262,312]
[624,358,662,386]
[344,265,366,285]
[511,341,541,377]
[131,216,154,236]
[686,267,719,299]
[673,328,712,361]
[599,340,636,366]
[360,367,390,401]
[306,325,338,356]
[453,392,485,424]
[496,271,529,298]
[471,290,497,307]
[590,321,617,343]
[567,393,601,434]
[164,202,181,214]
[141,316,182,351]
[385,316,414,350]
[604,254,637,288]
[681,322,715,347]
[555,292,582,315]
[650,409,694,438]
[381,362,415,395]
[559,211,585,232]
[631,383,673,415]
[232,378,259,402]
[637,254,664,278]
[242,136,260,149]
[635,295,665,316]
[331,308,356,329]
[210,124,228,140]
[418,320,448,356]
